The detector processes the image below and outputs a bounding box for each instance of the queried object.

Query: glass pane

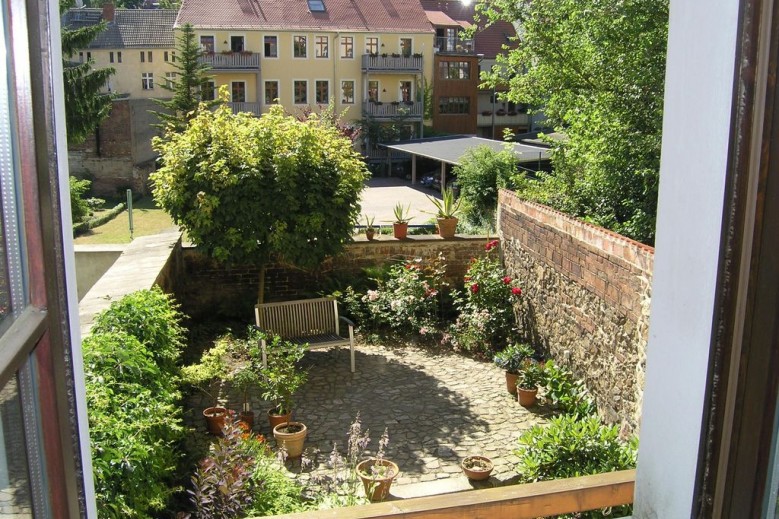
[0,375,32,518]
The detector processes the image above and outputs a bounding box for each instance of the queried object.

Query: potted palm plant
[391,203,412,239]
[493,343,534,395]
[517,358,545,407]
[426,187,462,238]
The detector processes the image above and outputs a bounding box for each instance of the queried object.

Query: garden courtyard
[185,338,549,495]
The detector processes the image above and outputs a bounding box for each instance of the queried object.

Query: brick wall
[176,236,490,321]
[498,189,653,433]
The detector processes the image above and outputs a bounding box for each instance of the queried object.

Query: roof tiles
[63,8,177,49]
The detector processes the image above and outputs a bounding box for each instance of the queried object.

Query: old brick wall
[177,236,491,321]
[498,189,653,433]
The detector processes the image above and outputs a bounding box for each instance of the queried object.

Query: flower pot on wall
[393,222,408,239]
[461,455,494,480]
[357,459,399,501]
[366,228,376,241]
[273,421,308,458]
[437,217,458,238]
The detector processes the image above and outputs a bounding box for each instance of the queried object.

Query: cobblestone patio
[188,340,549,492]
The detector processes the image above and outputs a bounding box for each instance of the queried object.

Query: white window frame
[263,34,279,58]
[340,35,354,59]
[201,80,216,101]
[341,79,355,104]
[367,80,380,102]
[399,80,413,103]
[165,72,176,88]
[399,37,413,57]
[315,79,329,104]
[199,34,215,53]
[264,79,280,105]
[293,79,308,104]
[293,35,308,59]
[365,36,379,55]
[315,35,329,59]
[231,80,247,103]
[141,72,154,90]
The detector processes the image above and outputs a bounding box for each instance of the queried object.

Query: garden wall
[177,236,490,320]
[498,189,654,433]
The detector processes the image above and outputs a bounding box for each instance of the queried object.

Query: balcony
[362,54,423,73]
[477,112,530,128]
[228,102,261,116]
[435,36,475,55]
[362,101,423,120]
[199,52,260,71]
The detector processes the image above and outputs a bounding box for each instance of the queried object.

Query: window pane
[0,375,33,518]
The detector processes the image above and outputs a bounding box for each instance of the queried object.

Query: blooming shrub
[447,240,522,355]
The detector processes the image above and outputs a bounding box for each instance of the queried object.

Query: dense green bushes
[84,287,186,518]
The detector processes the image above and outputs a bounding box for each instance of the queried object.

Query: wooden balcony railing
[361,54,423,72]
[199,52,260,70]
[256,470,635,519]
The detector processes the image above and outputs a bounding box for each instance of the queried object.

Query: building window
[368,80,379,102]
[200,35,215,53]
[142,72,154,90]
[400,81,412,102]
[307,0,325,11]
[400,38,412,57]
[172,51,176,62]
[201,80,215,101]
[148,51,152,62]
[264,80,279,104]
[340,36,353,58]
[366,36,378,55]
[165,72,176,87]
[439,96,469,114]
[231,81,246,103]
[293,36,307,58]
[315,80,329,104]
[164,51,169,61]
[109,51,114,63]
[341,80,354,104]
[294,80,308,104]
[86,51,91,61]
[117,51,122,63]
[78,51,83,62]
[264,36,278,58]
[315,36,329,58]
[230,35,244,53]
[439,61,471,80]
[140,51,144,63]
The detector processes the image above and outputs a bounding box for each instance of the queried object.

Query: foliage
[151,99,368,268]
[363,214,375,230]
[153,24,219,133]
[358,255,447,337]
[518,358,545,389]
[476,0,668,244]
[90,286,186,374]
[542,360,598,419]
[447,240,522,355]
[426,187,462,219]
[453,144,519,229]
[493,342,534,374]
[515,415,637,517]
[258,335,308,415]
[392,203,412,224]
[61,0,114,145]
[295,101,361,143]
[84,331,183,518]
[69,176,93,223]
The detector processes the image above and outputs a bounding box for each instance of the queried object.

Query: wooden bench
[254,297,355,372]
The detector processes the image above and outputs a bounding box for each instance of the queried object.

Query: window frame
[400,37,412,57]
[341,79,355,104]
[201,80,216,101]
[340,35,354,59]
[367,80,379,102]
[199,34,215,53]
[264,80,279,105]
[293,79,308,104]
[365,36,379,56]
[293,35,308,59]
[264,35,278,58]
[315,35,329,59]
[141,72,154,90]
[315,79,329,104]
[438,96,470,115]
[229,34,245,53]
[231,80,246,103]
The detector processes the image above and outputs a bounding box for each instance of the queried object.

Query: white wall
[634,0,740,516]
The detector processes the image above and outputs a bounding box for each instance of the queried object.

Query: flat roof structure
[380,135,551,165]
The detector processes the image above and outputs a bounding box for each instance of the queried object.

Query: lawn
[74,197,176,244]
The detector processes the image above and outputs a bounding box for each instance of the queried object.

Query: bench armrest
[339,316,355,328]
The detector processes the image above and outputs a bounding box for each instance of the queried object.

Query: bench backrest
[255,297,339,338]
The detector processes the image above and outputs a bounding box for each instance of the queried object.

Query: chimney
[101,2,115,23]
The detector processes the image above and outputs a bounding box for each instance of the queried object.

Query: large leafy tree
[476,0,668,244]
[153,23,218,133]
[61,0,115,145]
[151,98,368,272]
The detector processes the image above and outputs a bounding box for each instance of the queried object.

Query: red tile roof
[176,0,434,33]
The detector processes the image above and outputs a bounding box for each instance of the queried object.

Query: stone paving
[187,340,549,491]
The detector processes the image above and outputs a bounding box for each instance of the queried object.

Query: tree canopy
[151,98,369,269]
[476,0,668,244]
[453,144,518,229]
[61,0,115,145]
[153,24,218,133]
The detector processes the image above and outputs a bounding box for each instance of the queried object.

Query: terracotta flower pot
[238,410,255,428]
[203,406,228,436]
[461,455,494,480]
[518,387,539,407]
[393,222,409,239]
[268,407,292,431]
[357,458,399,501]
[436,217,458,239]
[273,421,308,458]
[366,228,376,240]
[505,372,519,395]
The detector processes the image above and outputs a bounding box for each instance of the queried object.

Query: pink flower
[502,276,512,284]
[470,283,480,294]
[485,240,499,251]
[512,287,522,296]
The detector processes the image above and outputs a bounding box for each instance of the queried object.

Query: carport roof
[379,136,551,165]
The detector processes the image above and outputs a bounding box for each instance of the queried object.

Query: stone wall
[498,189,653,433]
[177,236,491,320]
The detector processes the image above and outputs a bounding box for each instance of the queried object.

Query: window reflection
[0,375,32,518]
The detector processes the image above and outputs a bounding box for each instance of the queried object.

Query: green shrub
[493,343,535,374]
[542,360,597,418]
[91,286,186,373]
[515,415,637,518]
[84,331,184,518]
[69,175,92,223]
[453,144,518,229]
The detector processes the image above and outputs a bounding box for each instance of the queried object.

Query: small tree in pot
[517,359,545,408]
[258,335,308,429]
[493,343,534,395]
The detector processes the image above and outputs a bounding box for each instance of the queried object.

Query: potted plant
[356,428,397,501]
[273,421,308,458]
[412,52,423,58]
[391,203,412,239]
[258,336,308,430]
[461,455,494,480]
[493,343,534,395]
[232,363,259,428]
[426,187,462,238]
[364,214,376,240]
[517,358,544,407]
[391,101,400,106]
[181,339,233,435]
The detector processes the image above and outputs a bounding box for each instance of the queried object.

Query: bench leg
[261,338,268,369]
[349,325,355,373]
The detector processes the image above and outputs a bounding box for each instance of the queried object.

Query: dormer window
[307,0,325,12]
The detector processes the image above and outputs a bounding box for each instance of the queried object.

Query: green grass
[74,197,176,244]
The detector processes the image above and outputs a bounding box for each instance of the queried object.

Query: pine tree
[153,24,218,133]
[61,2,115,145]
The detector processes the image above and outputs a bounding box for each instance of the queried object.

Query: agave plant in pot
[426,187,462,238]
[493,343,535,395]
[391,202,412,239]
[364,214,377,241]
[517,358,545,408]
